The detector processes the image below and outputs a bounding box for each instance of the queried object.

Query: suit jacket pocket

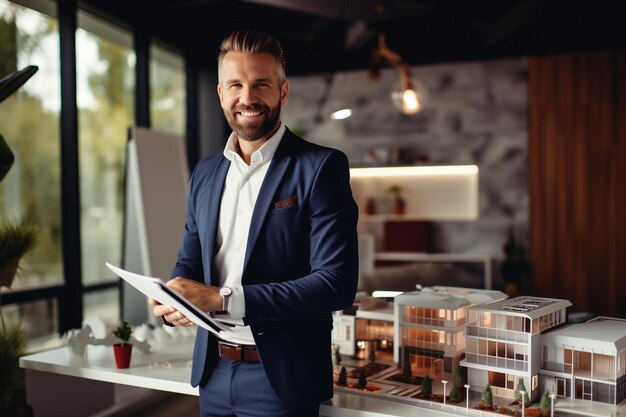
[270,205,299,215]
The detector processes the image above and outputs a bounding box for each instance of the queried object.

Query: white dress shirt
[213,123,286,345]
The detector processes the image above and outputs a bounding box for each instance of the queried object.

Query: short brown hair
[217,30,286,85]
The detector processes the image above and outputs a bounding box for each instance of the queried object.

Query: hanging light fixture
[370,34,425,115]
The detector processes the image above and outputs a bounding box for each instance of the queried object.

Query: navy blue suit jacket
[171,128,359,406]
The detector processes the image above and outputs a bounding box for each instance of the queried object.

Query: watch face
[220,287,232,297]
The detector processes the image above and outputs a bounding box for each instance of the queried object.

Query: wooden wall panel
[528,50,626,318]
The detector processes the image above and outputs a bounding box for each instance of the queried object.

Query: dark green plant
[453,366,466,390]
[449,384,459,402]
[368,340,376,363]
[540,389,551,415]
[421,374,432,395]
[481,384,493,407]
[0,321,28,417]
[337,366,347,386]
[357,369,367,389]
[113,321,133,345]
[0,66,38,182]
[0,66,39,103]
[515,378,530,404]
[0,65,39,417]
[0,135,14,182]
[501,226,532,287]
[0,219,37,268]
[334,345,341,364]
[402,356,412,379]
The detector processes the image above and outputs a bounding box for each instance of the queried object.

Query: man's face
[217,52,289,142]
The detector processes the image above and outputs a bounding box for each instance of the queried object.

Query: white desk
[20,338,455,417]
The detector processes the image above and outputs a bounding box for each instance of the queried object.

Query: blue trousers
[198,358,320,417]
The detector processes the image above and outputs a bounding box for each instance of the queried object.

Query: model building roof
[395,287,506,310]
[542,317,626,354]
[469,296,572,319]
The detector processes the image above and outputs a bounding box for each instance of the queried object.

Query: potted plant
[0,65,39,417]
[0,220,37,290]
[112,321,133,369]
[387,184,406,215]
[0,317,32,417]
[501,226,531,297]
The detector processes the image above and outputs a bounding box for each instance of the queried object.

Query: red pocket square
[274,196,298,209]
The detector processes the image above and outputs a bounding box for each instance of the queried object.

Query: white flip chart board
[122,127,189,324]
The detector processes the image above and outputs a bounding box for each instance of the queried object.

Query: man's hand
[149,277,223,327]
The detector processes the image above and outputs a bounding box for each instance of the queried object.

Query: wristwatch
[219,286,233,313]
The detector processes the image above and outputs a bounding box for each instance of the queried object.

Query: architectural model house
[462,296,572,402]
[394,287,506,377]
[332,312,357,357]
[332,297,394,360]
[540,316,626,406]
[333,289,626,415]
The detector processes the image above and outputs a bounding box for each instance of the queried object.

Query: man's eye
[229,83,242,89]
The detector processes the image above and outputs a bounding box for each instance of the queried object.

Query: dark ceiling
[78,0,626,75]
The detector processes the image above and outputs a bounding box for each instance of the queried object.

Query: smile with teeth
[238,110,263,117]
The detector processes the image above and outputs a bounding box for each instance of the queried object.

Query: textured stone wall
[281,58,528,269]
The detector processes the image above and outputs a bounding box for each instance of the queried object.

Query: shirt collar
[223,123,286,165]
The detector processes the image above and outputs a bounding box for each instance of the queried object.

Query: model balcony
[466,325,529,344]
[465,353,528,372]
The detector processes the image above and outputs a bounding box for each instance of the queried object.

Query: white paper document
[106,263,246,342]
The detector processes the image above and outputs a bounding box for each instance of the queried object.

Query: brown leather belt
[217,340,260,363]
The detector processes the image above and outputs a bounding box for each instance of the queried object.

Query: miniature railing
[401,316,445,327]
[542,360,572,374]
[401,316,467,328]
[464,353,528,372]
[403,339,447,352]
[466,325,529,343]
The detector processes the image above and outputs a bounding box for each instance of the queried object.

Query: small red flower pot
[113,343,133,369]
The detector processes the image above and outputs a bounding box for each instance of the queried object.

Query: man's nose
[239,85,257,105]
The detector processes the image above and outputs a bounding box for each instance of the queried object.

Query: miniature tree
[481,384,493,408]
[453,366,466,391]
[368,340,376,363]
[113,321,132,346]
[334,345,342,365]
[515,378,530,405]
[402,357,412,380]
[540,389,551,416]
[449,383,460,402]
[357,368,367,389]
[337,366,347,386]
[421,374,432,395]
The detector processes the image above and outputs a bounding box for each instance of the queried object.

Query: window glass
[2,299,59,344]
[76,10,134,284]
[150,43,185,135]
[84,288,118,328]
[0,0,62,290]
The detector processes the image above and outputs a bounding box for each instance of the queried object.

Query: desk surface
[20,337,456,417]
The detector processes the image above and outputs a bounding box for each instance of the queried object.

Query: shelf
[373,252,492,289]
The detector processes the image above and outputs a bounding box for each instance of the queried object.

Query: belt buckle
[219,340,243,361]
[219,340,240,350]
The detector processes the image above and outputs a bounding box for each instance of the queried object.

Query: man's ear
[217,84,224,108]
[280,81,289,106]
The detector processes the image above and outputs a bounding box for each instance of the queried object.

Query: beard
[224,100,282,142]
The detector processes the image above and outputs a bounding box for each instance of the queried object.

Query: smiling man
[151,30,359,417]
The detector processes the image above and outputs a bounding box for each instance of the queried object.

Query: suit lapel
[204,156,230,285]
[242,132,295,277]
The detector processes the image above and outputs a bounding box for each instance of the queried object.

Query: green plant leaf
[0,65,39,103]
[0,134,15,182]
[0,219,37,268]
